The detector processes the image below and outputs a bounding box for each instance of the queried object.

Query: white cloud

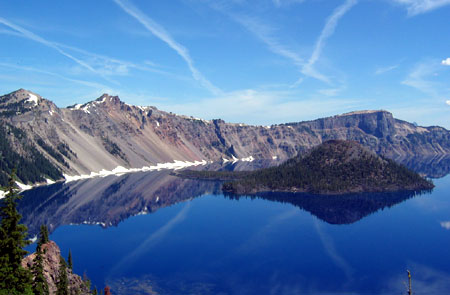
[442,58,450,66]
[301,0,358,83]
[113,0,222,95]
[446,100,450,106]
[391,0,450,15]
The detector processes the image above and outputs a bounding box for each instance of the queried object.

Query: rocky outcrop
[1,89,449,185]
[21,241,90,295]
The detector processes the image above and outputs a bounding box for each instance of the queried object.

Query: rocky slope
[1,89,449,185]
[21,241,90,295]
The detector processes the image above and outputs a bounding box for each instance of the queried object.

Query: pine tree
[56,255,69,295]
[68,249,73,270]
[31,246,49,295]
[37,224,49,249]
[32,224,50,295]
[92,287,98,295]
[0,170,33,295]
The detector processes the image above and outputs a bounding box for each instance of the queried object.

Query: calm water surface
[20,162,450,295]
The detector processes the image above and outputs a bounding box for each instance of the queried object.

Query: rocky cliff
[21,241,91,295]
[1,89,449,185]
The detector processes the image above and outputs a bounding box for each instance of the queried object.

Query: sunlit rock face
[22,241,91,295]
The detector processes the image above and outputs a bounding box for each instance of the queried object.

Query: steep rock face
[1,89,449,185]
[21,241,90,295]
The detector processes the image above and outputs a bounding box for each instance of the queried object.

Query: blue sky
[0,0,449,127]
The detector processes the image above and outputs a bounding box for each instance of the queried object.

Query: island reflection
[224,189,431,224]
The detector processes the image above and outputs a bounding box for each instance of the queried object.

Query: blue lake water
[20,164,450,295]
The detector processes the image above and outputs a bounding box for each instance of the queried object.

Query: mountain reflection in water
[18,171,221,237]
[18,169,433,237]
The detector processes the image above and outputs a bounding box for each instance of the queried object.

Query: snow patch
[241,156,255,162]
[28,235,38,243]
[63,160,208,183]
[272,156,278,160]
[155,121,160,127]
[49,110,54,116]
[81,105,90,114]
[16,181,33,191]
[0,190,6,200]
[222,157,230,163]
[26,93,39,106]
[82,220,107,227]
[46,178,55,185]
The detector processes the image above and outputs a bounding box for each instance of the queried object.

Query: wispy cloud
[446,100,450,106]
[0,62,111,90]
[442,58,450,66]
[113,0,222,95]
[55,42,183,79]
[229,13,304,67]
[402,60,450,109]
[375,64,399,75]
[301,0,358,83]
[391,0,450,16]
[158,88,360,125]
[0,17,98,74]
[318,85,346,96]
[402,60,440,97]
[272,0,305,8]
[0,17,125,84]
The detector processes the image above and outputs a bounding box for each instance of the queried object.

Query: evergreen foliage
[31,246,49,295]
[32,224,50,295]
[0,170,33,295]
[0,123,63,187]
[178,140,434,195]
[68,249,73,270]
[222,140,434,194]
[37,224,49,249]
[56,255,69,295]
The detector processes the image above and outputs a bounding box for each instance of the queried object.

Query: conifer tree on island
[0,170,33,295]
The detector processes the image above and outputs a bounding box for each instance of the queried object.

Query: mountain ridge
[0,89,449,186]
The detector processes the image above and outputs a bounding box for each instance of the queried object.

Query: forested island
[176,140,434,195]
